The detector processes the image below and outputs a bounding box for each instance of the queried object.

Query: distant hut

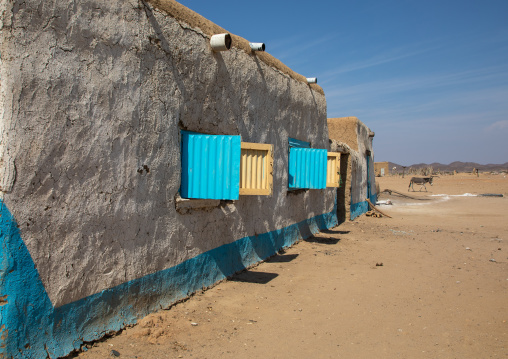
[374,161,389,177]
[328,117,376,221]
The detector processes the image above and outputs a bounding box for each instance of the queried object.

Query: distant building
[327,117,377,221]
[374,161,390,176]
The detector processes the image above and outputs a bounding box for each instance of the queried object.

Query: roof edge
[328,117,372,133]
[146,0,324,96]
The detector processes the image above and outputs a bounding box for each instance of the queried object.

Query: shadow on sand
[230,271,279,284]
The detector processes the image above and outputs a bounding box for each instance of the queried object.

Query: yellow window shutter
[239,142,273,195]
[326,152,341,187]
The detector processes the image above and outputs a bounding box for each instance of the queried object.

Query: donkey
[408,176,433,192]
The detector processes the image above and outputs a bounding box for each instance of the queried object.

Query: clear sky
[180,0,508,166]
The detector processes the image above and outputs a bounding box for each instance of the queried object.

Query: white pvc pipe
[210,33,232,51]
[306,77,318,84]
[249,42,265,51]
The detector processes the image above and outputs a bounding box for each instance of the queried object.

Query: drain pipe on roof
[249,42,265,51]
[210,33,232,51]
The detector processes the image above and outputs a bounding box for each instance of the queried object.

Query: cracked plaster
[1,0,334,307]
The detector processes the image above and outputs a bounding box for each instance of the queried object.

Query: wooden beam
[366,198,392,218]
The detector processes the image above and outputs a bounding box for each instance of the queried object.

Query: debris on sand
[366,210,382,218]
[366,198,392,218]
[381,189,419,200]
[390,229,411,235]
[478,193,504,197]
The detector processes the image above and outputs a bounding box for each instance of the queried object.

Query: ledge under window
[175,193,221,214]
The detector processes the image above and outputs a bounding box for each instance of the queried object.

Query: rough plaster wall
[329,139,352,223]
[328,118,363,215]
[146,0,325,96]
[0,0,14,195]
[338,153,351,222]
[327,117,374,208]
[0,0,331,307]
[328,117,360,215]
[350,120,375,205]
[327,117,359,152]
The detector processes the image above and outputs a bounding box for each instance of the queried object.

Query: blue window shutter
[288,137,311,148]
[288,148,327,189]
[181,131,241,200]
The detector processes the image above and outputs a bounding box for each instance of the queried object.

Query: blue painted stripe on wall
[0,200,54,358]
[0,199,337,358]
[349,187,377,220]
[350,200,369,220]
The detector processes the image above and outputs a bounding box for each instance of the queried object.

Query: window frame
[239,142,274,196]
[180,131,274,200]
[326,152,341,188]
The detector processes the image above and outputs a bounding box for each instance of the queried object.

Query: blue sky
[180,1,508,165]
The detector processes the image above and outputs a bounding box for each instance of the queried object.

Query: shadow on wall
[2,2,335,358]
[336,153,349,224]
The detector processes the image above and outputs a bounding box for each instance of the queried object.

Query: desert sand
[71,173,508,359]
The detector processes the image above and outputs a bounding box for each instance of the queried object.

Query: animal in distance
[408,176,433,192]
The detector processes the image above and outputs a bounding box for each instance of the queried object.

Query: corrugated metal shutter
[240,142,273,195]
[181,131,241,200]
[288,148,327,189]
[326,152,341,187]
[288,137,311,148]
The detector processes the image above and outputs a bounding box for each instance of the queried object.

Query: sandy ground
[71,173,508,359]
